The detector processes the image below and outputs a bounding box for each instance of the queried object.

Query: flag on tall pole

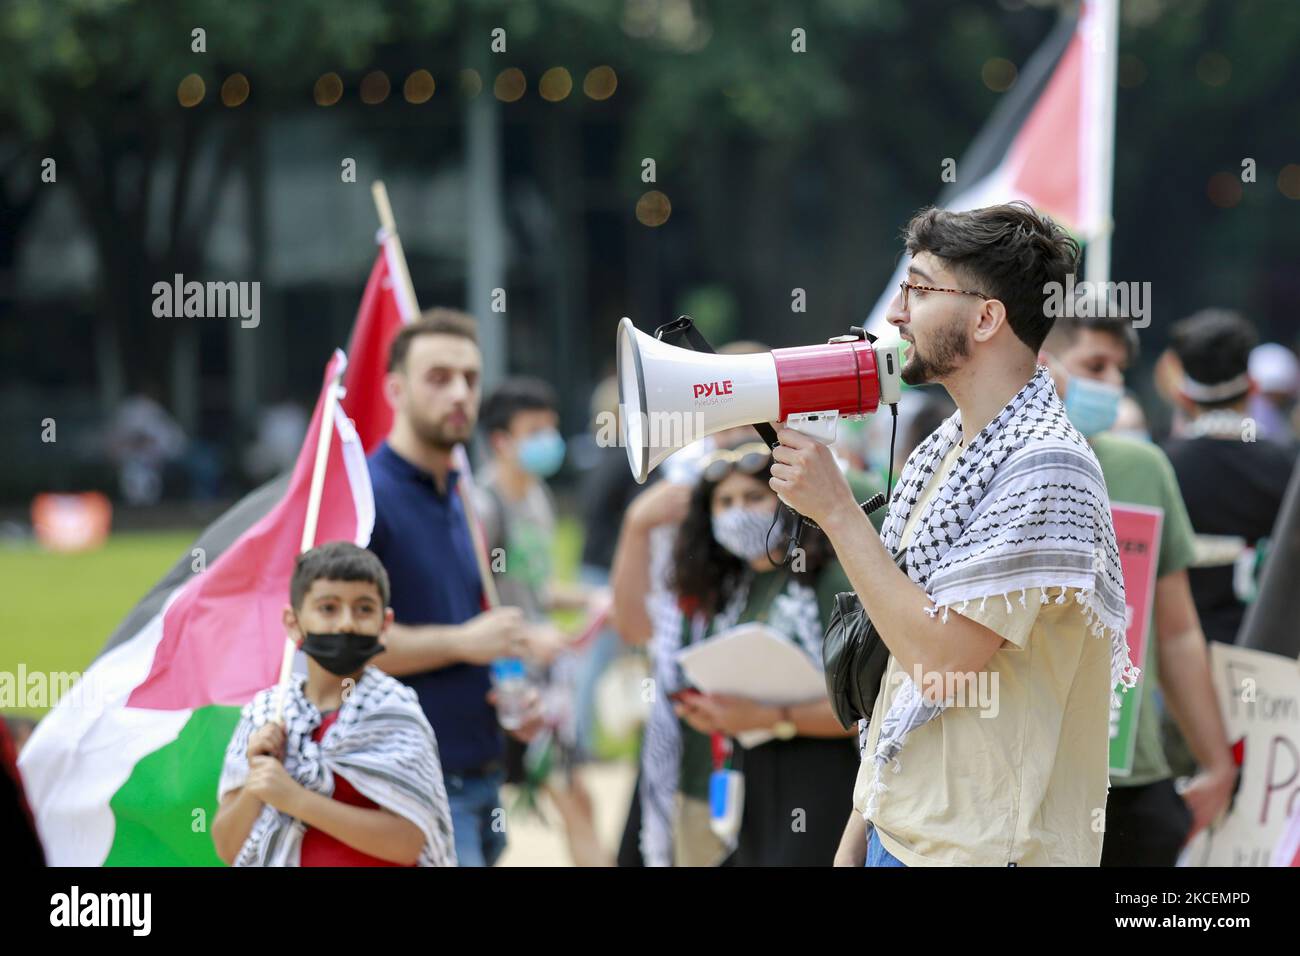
[19,351,372,865]
[342,186,420,453]
[356,181,500,608]
[864,0,1120,332]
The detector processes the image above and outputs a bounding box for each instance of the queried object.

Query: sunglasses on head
[699,442,773,484]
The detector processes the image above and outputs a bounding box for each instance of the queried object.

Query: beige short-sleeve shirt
[852,441,1111,866]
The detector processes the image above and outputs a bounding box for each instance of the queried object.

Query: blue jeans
[445,769,507,867]
[865,826,907,868]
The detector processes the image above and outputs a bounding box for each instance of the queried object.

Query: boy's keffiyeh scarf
[218,666,456,866]
[861,366,1135,818]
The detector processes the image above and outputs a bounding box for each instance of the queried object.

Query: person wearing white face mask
[1040,311,1237,866]
[474,377,610,866]
[613,440,859,866]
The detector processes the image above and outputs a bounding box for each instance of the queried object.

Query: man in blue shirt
[368,308,537,866]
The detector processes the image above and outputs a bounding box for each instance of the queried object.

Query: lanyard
[711,733,732,772]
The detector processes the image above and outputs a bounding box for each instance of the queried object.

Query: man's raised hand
[457,606,527,665]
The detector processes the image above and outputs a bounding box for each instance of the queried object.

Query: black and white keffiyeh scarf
[860,365,1135,817]
[218,666,456,867]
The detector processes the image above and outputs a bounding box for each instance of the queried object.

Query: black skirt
[727,735,861,867]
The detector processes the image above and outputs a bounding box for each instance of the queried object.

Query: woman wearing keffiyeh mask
[771,201,1132,867]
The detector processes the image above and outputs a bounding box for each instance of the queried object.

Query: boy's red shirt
[298,711,417,868]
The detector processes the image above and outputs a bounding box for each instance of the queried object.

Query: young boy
[212,541,456,866]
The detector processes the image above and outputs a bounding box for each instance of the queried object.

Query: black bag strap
[653,316,780,451]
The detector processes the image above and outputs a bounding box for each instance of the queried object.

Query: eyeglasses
[700,442,772,484]
[898,281,991,312]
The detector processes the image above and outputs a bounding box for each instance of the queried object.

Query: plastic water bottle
[490,658,530,731]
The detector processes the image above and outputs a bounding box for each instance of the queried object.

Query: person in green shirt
[1041,312,1238,866]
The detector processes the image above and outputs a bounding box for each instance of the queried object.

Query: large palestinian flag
[864,0,1116,330]
[18,222,416,866]
[17,224,439,865]
[18,350,372,865]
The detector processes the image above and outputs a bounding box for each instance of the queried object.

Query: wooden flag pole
[274,360,345,724]
[369,181,500,611]
[454,444,501,609]
[371,181,420,321]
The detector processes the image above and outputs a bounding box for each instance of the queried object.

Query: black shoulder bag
[822,548,907,731]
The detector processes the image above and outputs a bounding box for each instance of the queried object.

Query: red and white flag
[342,231,419,454]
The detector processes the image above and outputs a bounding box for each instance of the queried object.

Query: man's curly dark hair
[903,200,1081,354]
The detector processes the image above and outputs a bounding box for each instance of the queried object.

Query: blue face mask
[1064,376,1123,437]
[517,429,566,477]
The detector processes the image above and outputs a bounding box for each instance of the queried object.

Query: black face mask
[300,631,383,676]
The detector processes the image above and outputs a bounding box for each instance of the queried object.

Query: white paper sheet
[675,622,827,749]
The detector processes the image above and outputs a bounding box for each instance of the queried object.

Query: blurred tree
[1,0,1297,476]
[0,0,422,407]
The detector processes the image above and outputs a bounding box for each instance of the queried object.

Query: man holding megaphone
[780,202,1131,867]
[621,201,1131,867]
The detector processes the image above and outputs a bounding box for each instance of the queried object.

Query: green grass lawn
[0,518,610,720]
[0,531,201,717]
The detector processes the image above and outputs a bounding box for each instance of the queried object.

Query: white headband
[1181,372,1251,403]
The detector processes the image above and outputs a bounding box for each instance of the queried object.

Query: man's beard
[901,318,970,386]
[408,409,474,451]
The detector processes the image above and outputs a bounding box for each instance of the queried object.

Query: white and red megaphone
[617,316,906,483]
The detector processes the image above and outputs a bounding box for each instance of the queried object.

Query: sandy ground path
[497,759,638,866]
